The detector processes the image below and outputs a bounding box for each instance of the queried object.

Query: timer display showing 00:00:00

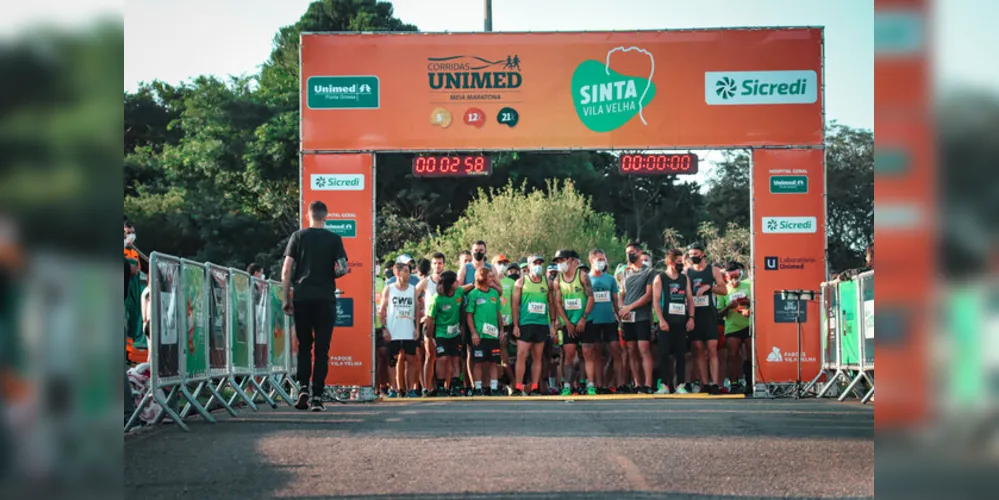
[619,153,699,175]
[412,155,492,177]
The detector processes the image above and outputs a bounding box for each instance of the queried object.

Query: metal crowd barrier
[805,271,874,403]
[125,252,299,432]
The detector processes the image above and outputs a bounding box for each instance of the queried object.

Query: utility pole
[484,0,492,32]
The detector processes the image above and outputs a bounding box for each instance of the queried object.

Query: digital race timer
[413,155,492,177]
[619,153,699,175]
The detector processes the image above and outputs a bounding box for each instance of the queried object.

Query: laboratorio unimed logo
[705,70,817,105]
[572,46,657,133]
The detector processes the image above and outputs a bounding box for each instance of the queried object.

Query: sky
[123,0,875,131]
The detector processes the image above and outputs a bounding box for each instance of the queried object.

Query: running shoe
[387,389,399,398]
[309,397,324,412]
[642,386,655,395]
[723,378,732,391]
[483,388,492,397]
[529,389,542,396]
[406,390,420,398]
[295,390,310,410]
[654,384,671,395]
[422,388,430,397]
[560,386,572,396]
[473,388,484,397]
[691,382,701,394]
[586,386,598,396]
[674,385,689,395]
[449,386,462,397]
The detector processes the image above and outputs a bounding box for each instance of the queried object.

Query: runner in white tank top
[379,264,420,397]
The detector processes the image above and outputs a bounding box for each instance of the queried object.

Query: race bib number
[729,292,747,302]
[693,296,710,308]
[594,291,611,303]
[481,323,499,336]
[622,311,636,323]
[668,302,686,315]
[564,298,582,311]
[446,324,460,336]
[528,302,547,315]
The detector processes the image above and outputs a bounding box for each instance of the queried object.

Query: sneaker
[295,391,311,410]
[422,388,430,397]
[560,386,572,396]
[449,386,462,397]
[674,385,689,395]
[387,389,399,398]
[642,386,655,394]
[473,388,484,397]
[483,388,492,397]
[529,388,542,396]
[723,378,732,391]
[717,386,730,395]
[309,397,324,412]
[407,390,420,398]
[586,386,598,396]
[706,384,720,395]
[691,382,701,394]
[654,384,671,395]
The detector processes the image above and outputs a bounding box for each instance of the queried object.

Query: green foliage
[658,222,750,267]
[396,180,622,266]
[825,122,873,273]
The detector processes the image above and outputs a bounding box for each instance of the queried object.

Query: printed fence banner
[270,282,288,370]
[182,262,208,378]
[839,280,861,366]
[230,272,252,372]
[252,278,270,370]
[153,256,181,379]
[207,264,229,372]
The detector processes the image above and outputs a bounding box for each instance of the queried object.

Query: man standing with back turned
[282,201,349,412]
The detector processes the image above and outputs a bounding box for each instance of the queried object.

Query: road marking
[611,453,651,491]
[384,417,402,422]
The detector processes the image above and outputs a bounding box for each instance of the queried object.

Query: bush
[395,180,623,266]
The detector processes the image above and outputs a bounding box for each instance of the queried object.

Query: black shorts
[559,327,581,346]
[688,311,718,343]
[388,339,418,356]
[517,324,549,344]
[621,321,652,342]
[726,327,751,340]
[435,336,461,357]
[471,338,501,363]
[376,328,387,348]
[582,322,618,344]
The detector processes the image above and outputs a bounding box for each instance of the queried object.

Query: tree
[825,123,873,273]
[396,180,622,266]
[703,152,751,231]
[659,222,751,268]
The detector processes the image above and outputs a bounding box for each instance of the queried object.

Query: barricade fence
[806,270,874,403]
[126,252,299,432]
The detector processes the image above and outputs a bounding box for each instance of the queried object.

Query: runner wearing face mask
[552,249,594,396]
[499,261,521,392]
[512,254,556,395]
[466,267,504,396]
[652,249,695,394]
[684,243,729,395]
[457,241,502,394]
[584,249,621,395]
[425,270,476,396]
[618,242,657,393]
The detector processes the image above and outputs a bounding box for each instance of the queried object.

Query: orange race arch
[298,28,828,390]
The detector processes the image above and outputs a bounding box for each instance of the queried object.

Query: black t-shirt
[284,228,348,302]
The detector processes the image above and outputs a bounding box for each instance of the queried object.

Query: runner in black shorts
[684,243,729,394]
[512,254,556,395]
[652,249,695,394]
[618,242,657,393]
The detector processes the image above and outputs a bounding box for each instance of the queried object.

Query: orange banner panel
[301,29,824,151]
[751,149,826,384]
[300,153,374,387]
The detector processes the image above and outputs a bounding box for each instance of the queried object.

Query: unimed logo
[311,174,365,191]
[762,217,817,234]
[705,70,817,105]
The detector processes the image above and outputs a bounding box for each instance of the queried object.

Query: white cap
[396,254,413,265]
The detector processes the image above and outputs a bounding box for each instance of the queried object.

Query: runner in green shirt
[512,254,556,395]
[717,261,752,393]
[466,267,504,396]
[553,249,594,396]
[426,270,465,395]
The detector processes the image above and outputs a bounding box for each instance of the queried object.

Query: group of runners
[375,240,754,397]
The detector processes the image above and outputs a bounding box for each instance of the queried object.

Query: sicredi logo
[705,70,817,105]
[311,174,365,191]
[762,217,817,234]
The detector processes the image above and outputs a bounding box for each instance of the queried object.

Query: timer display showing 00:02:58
[619,153,699,175]
[413,155,492,177]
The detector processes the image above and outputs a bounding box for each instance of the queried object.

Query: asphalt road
[125,398,873,499]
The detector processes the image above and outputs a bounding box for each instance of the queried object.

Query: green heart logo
[571,59,656,133]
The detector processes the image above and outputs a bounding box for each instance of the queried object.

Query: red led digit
[474,156,484,171]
